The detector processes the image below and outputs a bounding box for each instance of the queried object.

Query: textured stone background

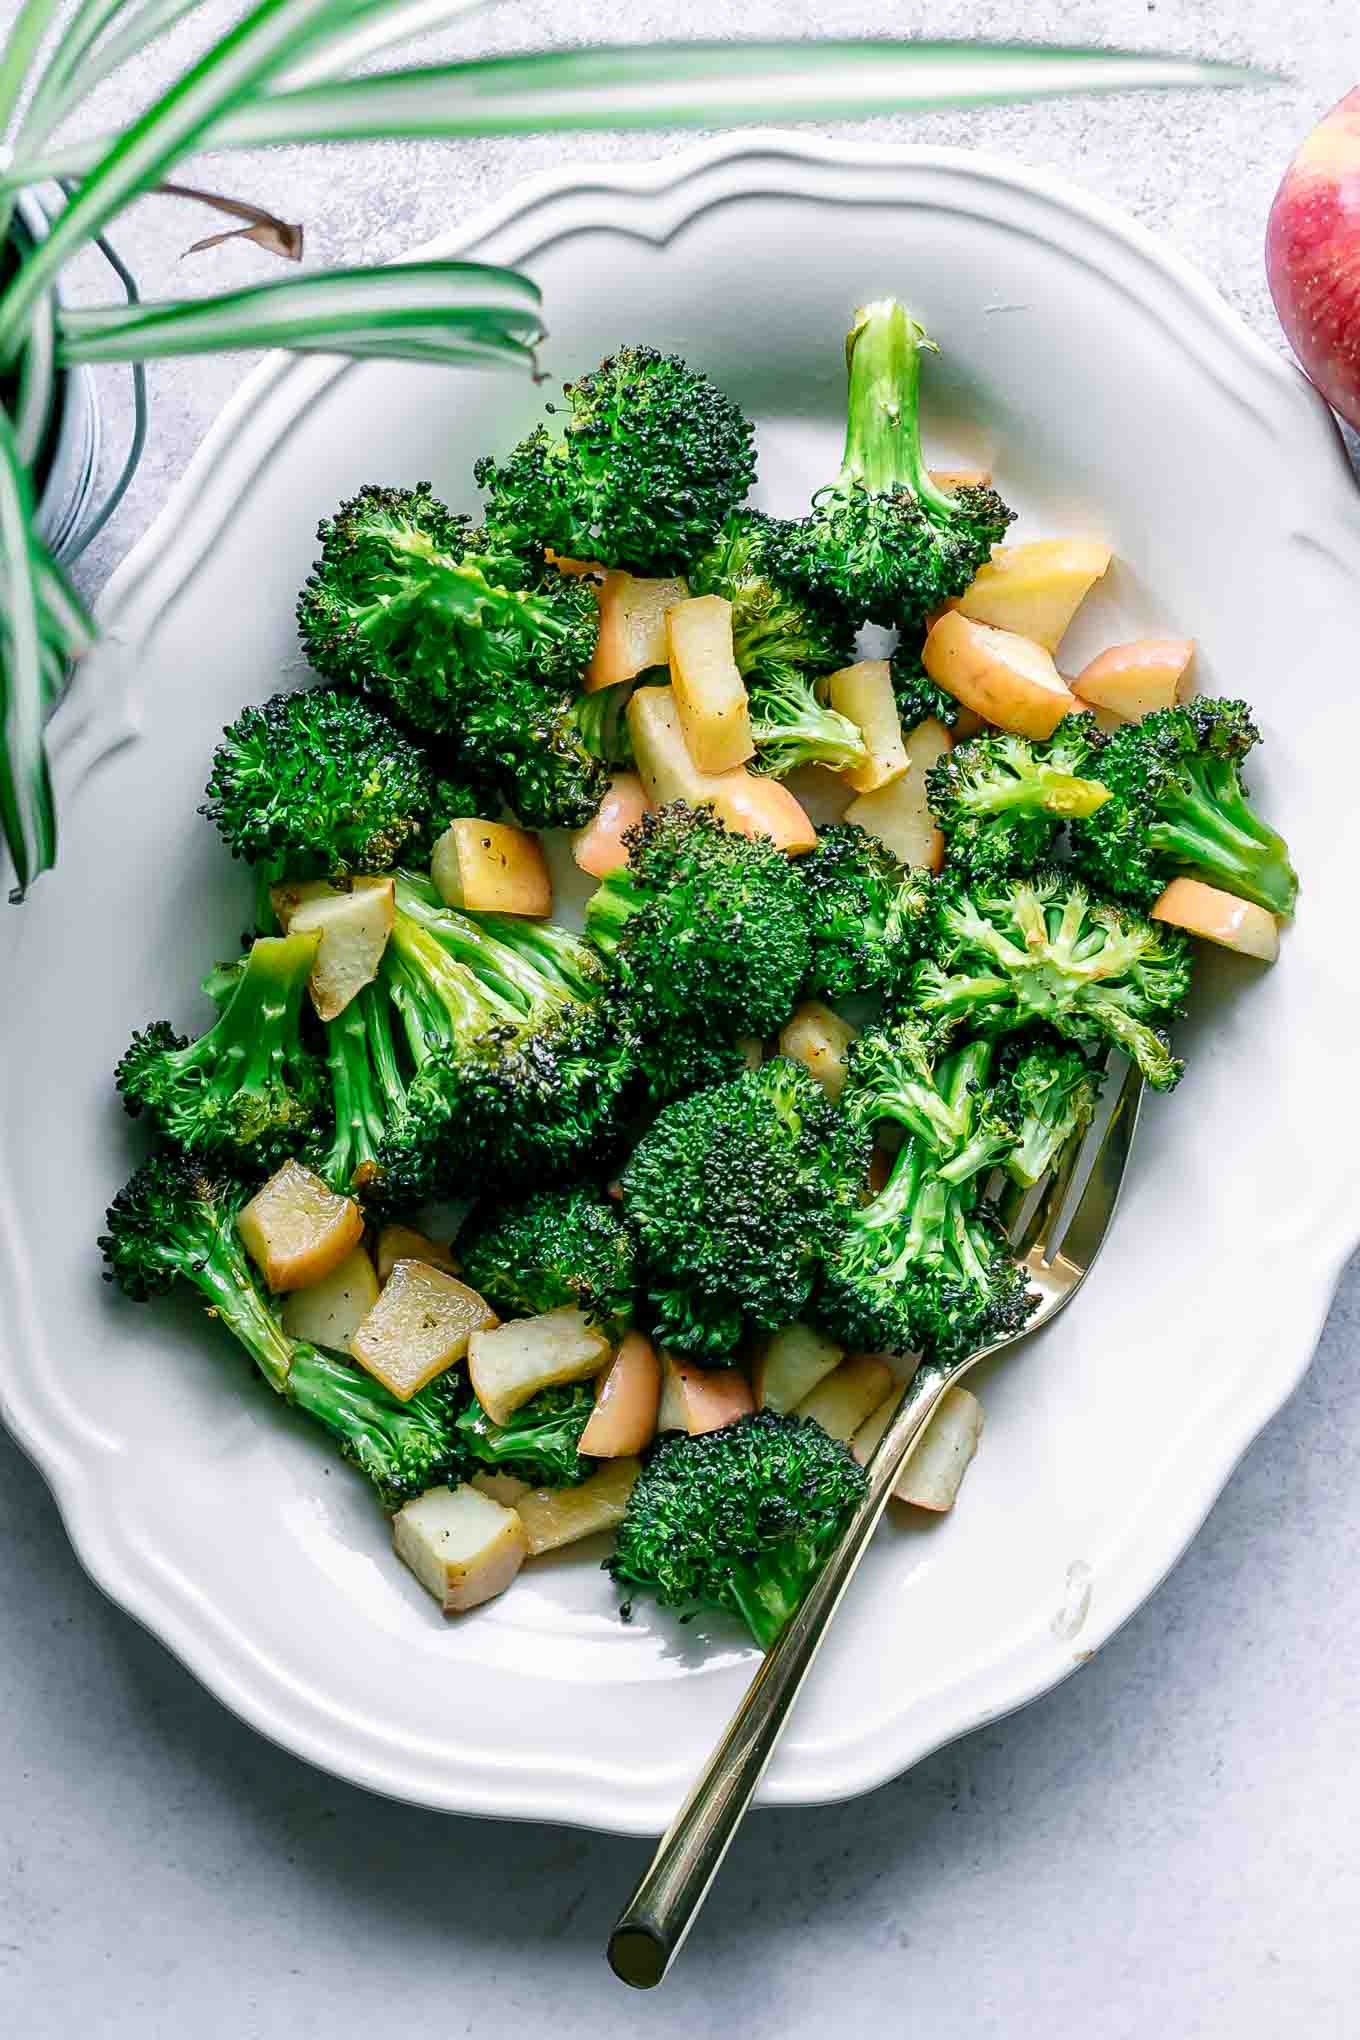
[4,5,1360,2035]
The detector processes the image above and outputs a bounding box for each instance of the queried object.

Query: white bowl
[4,135,1359,1833]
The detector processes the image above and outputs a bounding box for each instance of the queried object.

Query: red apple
[1266,87,1360,429]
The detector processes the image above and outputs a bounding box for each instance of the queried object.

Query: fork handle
[607,1362,952,1989]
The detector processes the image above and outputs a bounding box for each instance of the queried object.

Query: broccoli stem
[285,1345,453,1504]
[183,1227,297,1396]
[167,931,317,1141]
[320,981,407,1188]
[1147,770,1296,915]
[583,868,644,961]
[841,299,958,520]
[727,1541,825,1651]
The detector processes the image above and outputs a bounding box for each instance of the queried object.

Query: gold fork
[608,1054,1144,1988]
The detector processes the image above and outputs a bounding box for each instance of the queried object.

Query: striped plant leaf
[5,39,1264,180]
[0,409,57,896]
[56,260,543,364]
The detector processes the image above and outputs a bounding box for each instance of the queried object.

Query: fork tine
[1038,1057,1145,1273]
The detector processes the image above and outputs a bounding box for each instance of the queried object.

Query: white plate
[4,135,1360,1834]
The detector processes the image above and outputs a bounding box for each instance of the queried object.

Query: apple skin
[1266,87,1360,430]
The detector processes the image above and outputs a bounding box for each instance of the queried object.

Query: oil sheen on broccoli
[475,346,757,573]
[782,300,1014,627]
[620,1057,871,1360]
[606,1410,867,1649]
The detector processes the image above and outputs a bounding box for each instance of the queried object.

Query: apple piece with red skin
[1266,87,1360,431]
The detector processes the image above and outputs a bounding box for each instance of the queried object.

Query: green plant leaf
[20,0,209,150]
[56,259,544,365]
[0,0,63,137]
[0,409,57,896]
[6,38,1265,177]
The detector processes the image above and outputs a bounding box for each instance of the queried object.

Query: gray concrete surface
[5,3,1360,2034]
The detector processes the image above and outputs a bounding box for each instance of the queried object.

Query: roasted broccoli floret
[99,1152,456,1507]
[688,510,864,776]
[993,1031,1104,1190]
[792,823,932,1004]
[456,1184,636,1337]
[387,876,636,1190]
[476,347,756,573]
[912,869,1191,1091]
[1067,698,1298,916]
[296,483,606,828]
[586,802,811,1045]
[817,1023,1035,1364]
[606,1410,867,1649]
[781,300,1014,627]
[200,687,479,882]
[451,1383,596,1490]
[927,719,1111,880]
[620,1057,871,1359]
[115,930,326,1170]
[890,639,961,734]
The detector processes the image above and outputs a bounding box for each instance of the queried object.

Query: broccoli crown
[688,510,864,777]
[631,1024,751,1112]
[792,823,932,1003]
[115,931,326,1169]
[993,1030,1103,1190]
[388,881,635,1190]
[781,301,1013,627]
[296,484,600,791]
[816,1025,1035,1364]
[476,347,757,573]
[200,687,448,880]
[451,1383,596,1490]
[455,665,610,830]
[1067,697,1298,916]
[620,1057,871,1359]
[912,868,1191,1091]
[605,1409,868,1649]
[890,640,961,734]
[927,718,1111,881]
[586,802,811,1041]
[99,1152,456,1505]
[457,1184,636,1336]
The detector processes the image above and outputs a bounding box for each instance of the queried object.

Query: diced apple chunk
[352,1260,497,1401]
[751,1324,843,1414]
[779,1002,858,1101]
[546,550,607,580]
[923,612,1079,740]
[1151,878,1280,962]
[667,595,755,772]
[430,817,551,917]
[851,1383,983,1510]
[657,1352,754,1436]
[579,1332,662,1457]
[393,1484,527,1612]
[1073,637,1195,720]
[826,660,909,792]
[237,1159,365,1294]
[469,1470,532,1505]
[928,465,993,489]
[586,571,688,691]
[467,1307,613,1428]
[949,539,1113,652]
[572,772,651,878]
[794,1354,896,1443]
[280,1245,379,1355]
[269,877,394,1022]
[375,1224,459,1284]
[514,1458,642,1556]
[846,717,953,869]
[626,687,815,852]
